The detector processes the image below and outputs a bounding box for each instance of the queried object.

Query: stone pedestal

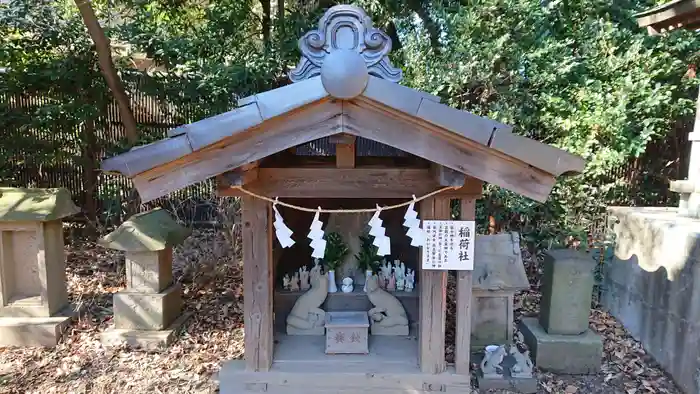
[0,187,79,347]
[471,233,530,349]
[99,208,191,348]
[521,249,602,374]
[519,318,602,374]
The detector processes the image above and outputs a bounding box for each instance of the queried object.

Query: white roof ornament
[321,49,368,99]
[289,5,403,83]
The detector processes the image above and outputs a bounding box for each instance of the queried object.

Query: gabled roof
[635,0,700,33]
[0,187,80,222]
[99,208,191,252]
[101,5,585,203]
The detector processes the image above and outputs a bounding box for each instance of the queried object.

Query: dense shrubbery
[0,0,698,250]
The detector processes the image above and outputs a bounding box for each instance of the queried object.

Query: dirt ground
[0,229,683,394]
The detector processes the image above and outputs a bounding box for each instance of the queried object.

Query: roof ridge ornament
[289,4,403,83]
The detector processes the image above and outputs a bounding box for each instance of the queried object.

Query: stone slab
[113,284,182,330]
[477,375,538,393]
[125,249,173,293]
[0,309,73,347]
[218,359,477,394]
[519,318,602,374]
[286,326,324,335]
[370,324,409,336]
[539,250,596,335]
[100,312,190,350]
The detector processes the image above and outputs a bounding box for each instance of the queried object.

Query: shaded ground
[0,229,682,394]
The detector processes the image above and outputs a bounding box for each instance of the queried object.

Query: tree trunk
[260,0,271,48]
[406,0,440,50]
[277,0,284,28]
[74,0,138,144]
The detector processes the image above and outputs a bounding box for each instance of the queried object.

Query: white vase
[327,270,338,293]
[363,270,373,292]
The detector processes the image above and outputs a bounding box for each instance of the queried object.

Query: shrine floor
[218,332,475,393]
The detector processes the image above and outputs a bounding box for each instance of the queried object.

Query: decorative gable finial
[289,5,403,83]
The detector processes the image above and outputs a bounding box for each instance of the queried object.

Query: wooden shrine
[101,5,585,393]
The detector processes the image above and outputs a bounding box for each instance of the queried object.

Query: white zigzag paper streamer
[272,203,295,248]
[403,197,425,247]
[308,208,326,259]
[369,205,391,256]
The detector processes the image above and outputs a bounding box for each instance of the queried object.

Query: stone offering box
[0,187,80,346]
[324,311,369,354]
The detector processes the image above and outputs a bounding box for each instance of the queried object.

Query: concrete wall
[603,207,700,393]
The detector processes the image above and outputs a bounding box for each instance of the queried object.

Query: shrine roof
[0,187,80,222]
[472,232,530,292]
[101,5,586,204]
[99,208,191,252]
[635,0,700,33]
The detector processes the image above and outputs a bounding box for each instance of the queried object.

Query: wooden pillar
[242,196,274,372]
[455,197,475,374]
[419,197,448,374]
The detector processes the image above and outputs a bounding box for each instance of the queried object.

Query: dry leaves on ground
[0,230,685,394]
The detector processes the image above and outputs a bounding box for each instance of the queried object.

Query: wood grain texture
[242,196,274,372]
[432,164,465,187]
[219,167,446,199]
[132,100,343,202]
[418,197,448,374]
[489,130,586,176]
[455,198,475,375]
[335,139,356,169]
[345,99,556,202]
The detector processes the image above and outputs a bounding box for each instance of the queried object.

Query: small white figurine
[290,272,300,292]
[299,266,310,291]
[396,277,405,291]
[380,260,392,288]
[405,269,415,292]
[341,277,354,293]
[283,274,292,291]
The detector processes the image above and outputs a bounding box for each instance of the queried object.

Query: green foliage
[1,0,698,252]
[322,232,349,271]
[355,233,382,273]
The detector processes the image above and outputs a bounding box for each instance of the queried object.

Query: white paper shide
[368,206,391,256]
[308,208,326,259]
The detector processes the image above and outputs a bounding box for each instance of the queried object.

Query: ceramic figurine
[480,345,506,378]
[290,272,300,292]
[366,275,409,335]
[286,264,329,335]
[300,266,310,291]
[387,272,396,291]
[396,277,405,292]
[380,260,391,288]
[405,269,415,292]
[283,274,292,291]
[509,346,534,378]
[341,277,354,293]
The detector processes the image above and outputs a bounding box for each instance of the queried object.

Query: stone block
[477,375,538,393]
[286,326,324,335]
[0,307,74,347]
[125,249,173,293]
[113,284,182,330]
[471,292,511,348]
[519,318,602,374]
[100,312,190,349]
[0,221,69,318]
[539,250,596,335]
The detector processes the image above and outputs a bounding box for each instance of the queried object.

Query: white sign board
[421,220,475,271]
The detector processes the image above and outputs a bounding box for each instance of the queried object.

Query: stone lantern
[99,208,191,348]
[0,187,79,346]
[471,232,530,349]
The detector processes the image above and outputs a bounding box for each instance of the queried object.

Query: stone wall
[603,207,700,394]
